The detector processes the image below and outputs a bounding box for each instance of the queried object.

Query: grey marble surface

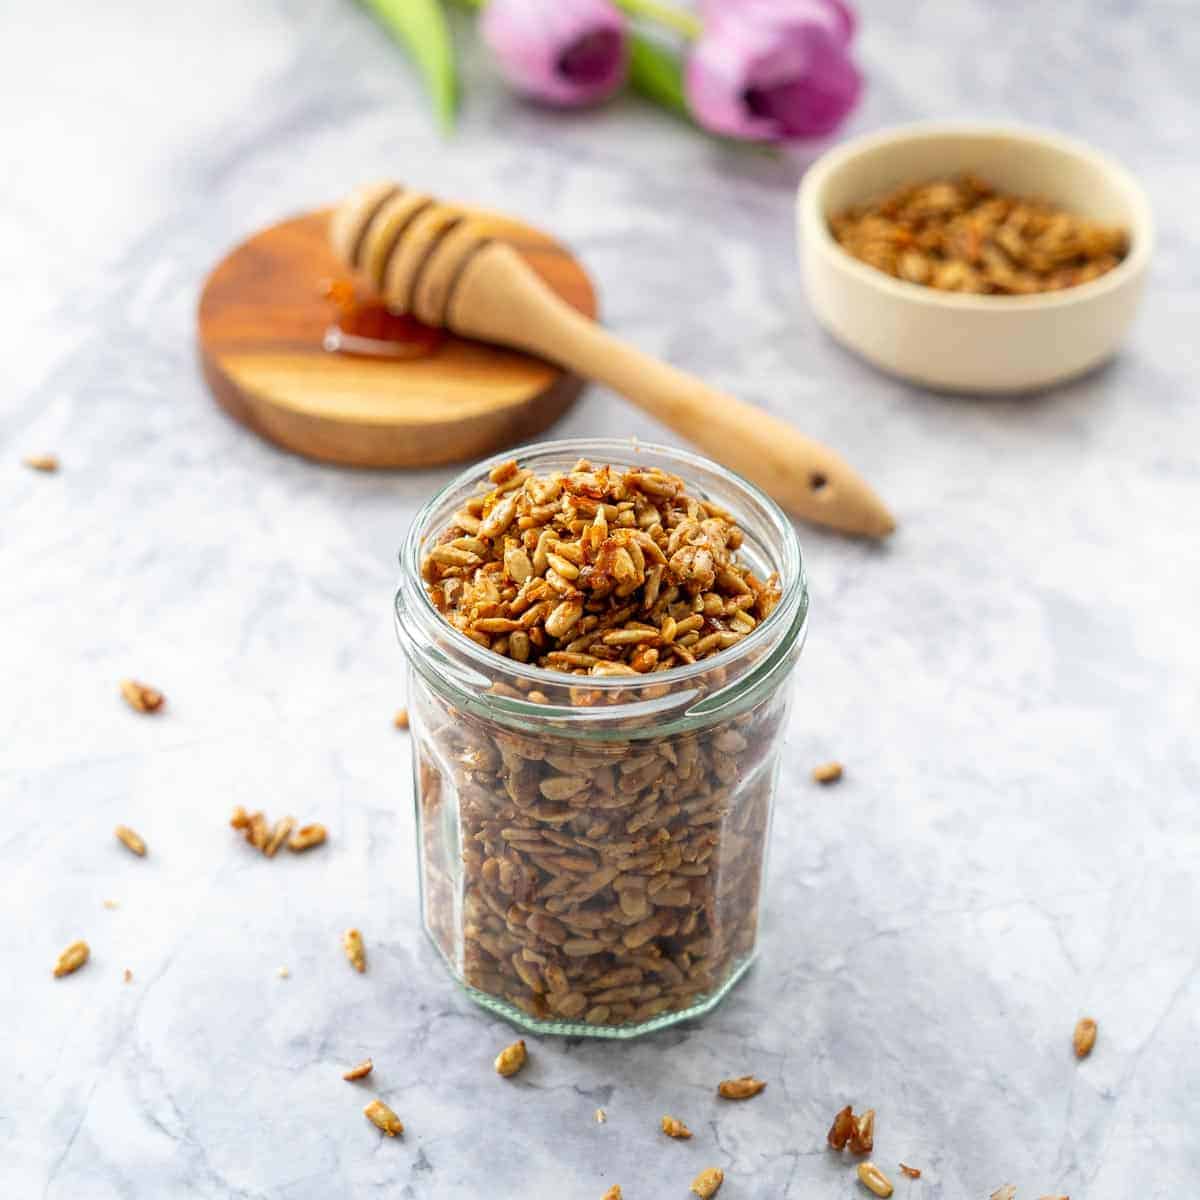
[3,1,1198,1196]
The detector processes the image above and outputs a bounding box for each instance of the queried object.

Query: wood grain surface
[197,209,598,467]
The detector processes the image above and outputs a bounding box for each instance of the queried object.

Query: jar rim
[396,438,807,713]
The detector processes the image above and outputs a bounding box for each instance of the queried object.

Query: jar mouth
[396,438,807,719]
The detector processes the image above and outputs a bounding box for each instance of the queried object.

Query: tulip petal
[701,0,857,43]
[482,0,629,107]
[685,0,861,141]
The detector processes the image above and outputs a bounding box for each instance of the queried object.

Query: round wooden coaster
[197,209,598,467]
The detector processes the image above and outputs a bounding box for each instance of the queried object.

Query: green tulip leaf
[628,32,689,120]
[362,0,457,131]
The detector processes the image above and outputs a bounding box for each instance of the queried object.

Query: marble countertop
[3,1,1198,1196]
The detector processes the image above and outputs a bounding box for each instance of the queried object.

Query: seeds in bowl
[830,174,1128,295]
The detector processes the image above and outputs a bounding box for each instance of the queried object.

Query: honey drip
[322,279,443,359]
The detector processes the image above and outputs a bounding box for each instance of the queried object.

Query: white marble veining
[3,1,1199,1196]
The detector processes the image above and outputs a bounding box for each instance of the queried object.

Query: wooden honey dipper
[330,182,895,538]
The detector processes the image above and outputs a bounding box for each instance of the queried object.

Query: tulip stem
[615,0,702,40]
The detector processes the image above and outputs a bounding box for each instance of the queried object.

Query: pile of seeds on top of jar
[420,458,782,678]
[829,173,1129,295]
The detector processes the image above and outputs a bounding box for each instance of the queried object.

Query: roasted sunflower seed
[363,1099,403,1136]
[343,928,366,973]
[114,825,147,856]
[494,1039,527,1077]
[53,940,90,978]
[717,1074,766,1100]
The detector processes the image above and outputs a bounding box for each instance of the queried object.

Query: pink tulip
[686,0,862,141]
[700,0,856,42]
[481,0,629,108]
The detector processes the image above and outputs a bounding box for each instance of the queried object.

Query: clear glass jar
[395,439,808,1037]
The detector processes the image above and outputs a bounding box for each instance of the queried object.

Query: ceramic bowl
[797,122,1154,393]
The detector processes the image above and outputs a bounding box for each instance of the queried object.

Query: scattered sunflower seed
[991,1188,1017,1200]
[343,928,366,973]
[230,806,271,853]
[828,1104,855,1150]
[690,1167,724,1199]
[231,808,325,857]
[249,812,272,851]
[850,1108,875,1154]
[343,1058,373,1081]
[53,940,90,978]
[263,816,296,859]
[717,1075,766,1100]
[394,708,410,730]
[23,453,59,472]
[602,1187,622,1200]
[1073,1016,1097,1059]
[899,1163,921,1179]
[812,761,843,784]
[595,1108,607,1124]
[288,823,327,852]
[494,1039,527,1077]
[363,1099,403,1136]
[277,966,290,979]
[123,968,133,983]
[662,1114,692,1139]
[857,1162,894,1197]
[114,825,147,856]
[103,899,120,910]
[120,679,165,714]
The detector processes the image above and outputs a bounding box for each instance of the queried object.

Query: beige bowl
[797,122,1153,393]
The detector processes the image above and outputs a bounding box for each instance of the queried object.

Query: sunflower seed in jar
[416,460,791,1030]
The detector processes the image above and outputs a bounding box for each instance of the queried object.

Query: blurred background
[3,0,1195,402]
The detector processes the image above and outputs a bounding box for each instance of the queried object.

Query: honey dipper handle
[449,243,895,538]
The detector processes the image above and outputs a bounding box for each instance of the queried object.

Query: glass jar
[395,439,808,1037]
